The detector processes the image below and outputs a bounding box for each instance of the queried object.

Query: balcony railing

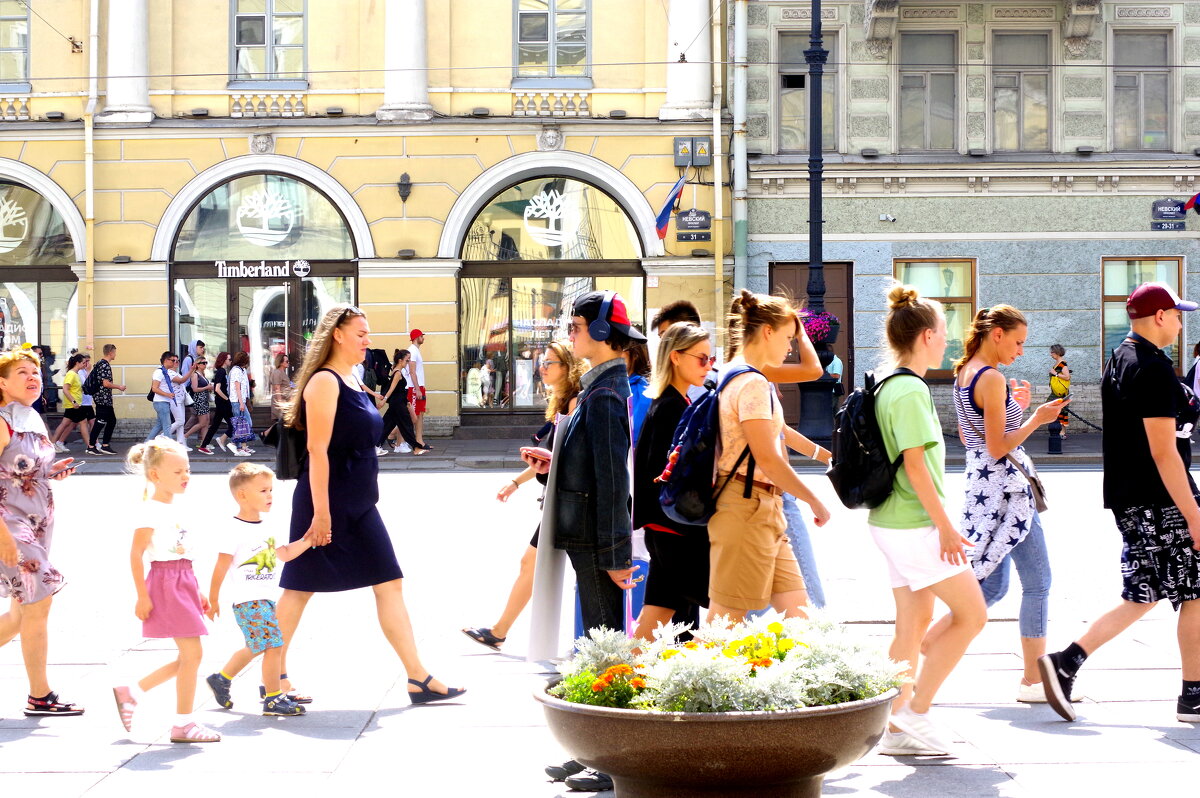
[513,90,591,117]
[230,92,307,118]
[0,96,30,121]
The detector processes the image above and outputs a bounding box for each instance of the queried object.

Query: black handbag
[262,418,307,480]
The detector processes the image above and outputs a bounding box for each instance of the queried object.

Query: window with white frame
[894,259,975,376]
[779,32,836,152]
[1113,32,1170,151]
[993,33,1049,151]
[0,0,29,86]
[899,33,957,151]
[516,0,588,78]
[232,0,305,83]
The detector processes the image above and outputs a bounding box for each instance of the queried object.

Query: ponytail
[952,304,1027,376]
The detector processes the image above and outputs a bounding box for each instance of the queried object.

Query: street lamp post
[796,0,836,443]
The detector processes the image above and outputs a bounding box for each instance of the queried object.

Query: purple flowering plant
[799,310,839,340]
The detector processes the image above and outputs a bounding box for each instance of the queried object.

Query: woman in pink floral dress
[0,348,83,716]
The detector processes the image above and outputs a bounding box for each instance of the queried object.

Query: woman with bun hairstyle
[632,322,714,640]
[706,290,830,624]
[0,348,83,718]
[924,305,1065,704]
[870,284,987,758]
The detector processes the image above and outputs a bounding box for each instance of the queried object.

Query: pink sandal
[170,722,221,743]
[112,686,137,732]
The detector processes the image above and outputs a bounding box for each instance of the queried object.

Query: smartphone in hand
[49,460,83,478]
[519,446,552,463]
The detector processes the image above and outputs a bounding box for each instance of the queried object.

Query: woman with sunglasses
[462,340,585,651]
[631,322,714,640]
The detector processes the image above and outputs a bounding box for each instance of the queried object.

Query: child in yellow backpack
[205,463,311,716]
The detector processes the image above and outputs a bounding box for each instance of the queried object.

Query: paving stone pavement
[1,469,1197,797]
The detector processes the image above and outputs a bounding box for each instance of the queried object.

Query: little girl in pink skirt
[113,437,220,743]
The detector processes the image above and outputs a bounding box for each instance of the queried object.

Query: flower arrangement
[550,614,905,713]
[800,310,839,341]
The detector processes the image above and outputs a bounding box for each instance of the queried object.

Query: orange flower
[606,664,634,677]
[683,641,699,650]
[630,677,646,689]
[749,658,773,669]
[591,680,606,692]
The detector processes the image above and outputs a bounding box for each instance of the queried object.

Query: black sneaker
[84,446,100,456]
[1037,652,1077,721]
[98,445,117,456]
[205,673,233,709]
[545,759,585,781]
[564,770,613,792]
[1178,695,1200,723]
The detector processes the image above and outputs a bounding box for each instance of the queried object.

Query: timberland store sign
[214,259,312,278]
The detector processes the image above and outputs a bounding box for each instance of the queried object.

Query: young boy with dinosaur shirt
[204,463,312,716]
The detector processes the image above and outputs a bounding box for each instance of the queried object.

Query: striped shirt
[955,366,1022,448]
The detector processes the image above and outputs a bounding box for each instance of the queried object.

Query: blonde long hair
[283,304,366,428]
[544,340,585,420]
[649,322,709,399]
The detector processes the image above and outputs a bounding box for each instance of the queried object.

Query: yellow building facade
[1,0,728,434]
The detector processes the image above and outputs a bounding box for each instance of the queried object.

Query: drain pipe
[711,0,725,317]
[83,0,99,354]
[731,0,748,289]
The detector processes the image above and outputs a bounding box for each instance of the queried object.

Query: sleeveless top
[955,366,1022,449]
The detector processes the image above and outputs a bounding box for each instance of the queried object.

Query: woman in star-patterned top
[930,304,1067,706]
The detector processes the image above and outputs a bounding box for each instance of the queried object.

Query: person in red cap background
[1039,281,1200,726]
[408,329,429,449]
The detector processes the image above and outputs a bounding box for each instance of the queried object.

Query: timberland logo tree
[0,199,29,254]
[524,189,567,247]
[236,190,296,247]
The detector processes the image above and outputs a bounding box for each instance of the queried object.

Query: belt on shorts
[727,471,782,497]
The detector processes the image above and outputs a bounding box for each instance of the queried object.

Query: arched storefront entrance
[457,175,645,428]
[0,180,80,394]
[168,173,357,423]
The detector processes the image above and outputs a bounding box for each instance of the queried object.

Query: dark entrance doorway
[769,262,853,428]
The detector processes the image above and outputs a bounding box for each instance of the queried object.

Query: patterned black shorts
[1114,502,1200,610]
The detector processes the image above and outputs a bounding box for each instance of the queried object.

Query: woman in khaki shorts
[706,290,831,623]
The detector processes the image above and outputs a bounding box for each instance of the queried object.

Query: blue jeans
[566,548,624,634]
[145,401,173,440]
[749,493,825,616]
[979,512,1050,638]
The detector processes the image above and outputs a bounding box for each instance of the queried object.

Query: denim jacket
[550,357,633,570]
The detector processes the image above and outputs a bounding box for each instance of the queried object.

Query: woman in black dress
[276,305,464,704]
[198,352,234,455]
[377,349,427,454]
[631,322,715,641]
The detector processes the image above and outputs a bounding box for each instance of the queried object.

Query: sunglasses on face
[680,352,716,367]
[540,360,562,369]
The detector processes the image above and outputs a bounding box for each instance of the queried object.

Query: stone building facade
[0,0,730,435]
[737,0,1200,428]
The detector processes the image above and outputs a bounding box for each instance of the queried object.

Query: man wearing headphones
[524,290,642,792]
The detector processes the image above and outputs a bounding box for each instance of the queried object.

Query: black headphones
[588,291,616,342]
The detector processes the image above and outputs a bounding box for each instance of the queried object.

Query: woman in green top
[869,284,987,758]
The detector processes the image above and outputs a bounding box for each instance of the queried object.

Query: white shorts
[868,524,969,591]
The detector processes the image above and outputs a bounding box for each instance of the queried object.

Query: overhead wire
[18,0,79,47]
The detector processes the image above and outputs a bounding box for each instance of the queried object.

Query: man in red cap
[408,329,428,448]
[1040,281,1200,725]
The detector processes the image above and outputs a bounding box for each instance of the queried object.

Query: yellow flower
[767,621,784,635]
[661,649,680,660]
[778,639,796,653]
[684,641,699,650]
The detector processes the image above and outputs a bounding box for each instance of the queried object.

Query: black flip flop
[462,627,505,651]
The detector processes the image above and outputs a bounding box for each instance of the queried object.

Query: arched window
[0,182,79,373]
[460,177,641,261]
[172,173,354,262]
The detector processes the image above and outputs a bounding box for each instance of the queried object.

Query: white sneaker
[225,442,239,455]
[889,705,953,755]
[375,446,388,456]
[1016,680,1048,704]
[398,443,412,453]
[234,449,252,457]
[877,730,947,756]
[54,442,67,453]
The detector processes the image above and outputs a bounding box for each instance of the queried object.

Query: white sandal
[170,721,221,743]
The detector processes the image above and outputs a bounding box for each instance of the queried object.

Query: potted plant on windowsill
[534,614,904,798]
[800,310,840,345]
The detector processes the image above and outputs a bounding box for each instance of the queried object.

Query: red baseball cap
[1126,282,1198,319]
[410,329,423,339]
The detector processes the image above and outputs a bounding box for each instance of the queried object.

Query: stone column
[99,0,153,123]
[660,0,713,120]
[377,0,434,121]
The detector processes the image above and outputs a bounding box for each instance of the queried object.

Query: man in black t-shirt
[85,344,125,455]
[1040,282,1200,726]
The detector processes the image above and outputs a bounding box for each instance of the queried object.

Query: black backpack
[827,368,926,510]
[82,366,102,396]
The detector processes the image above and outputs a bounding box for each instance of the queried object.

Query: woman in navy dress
[276,305,464,705]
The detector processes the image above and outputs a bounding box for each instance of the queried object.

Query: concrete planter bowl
[535,686,898,798]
